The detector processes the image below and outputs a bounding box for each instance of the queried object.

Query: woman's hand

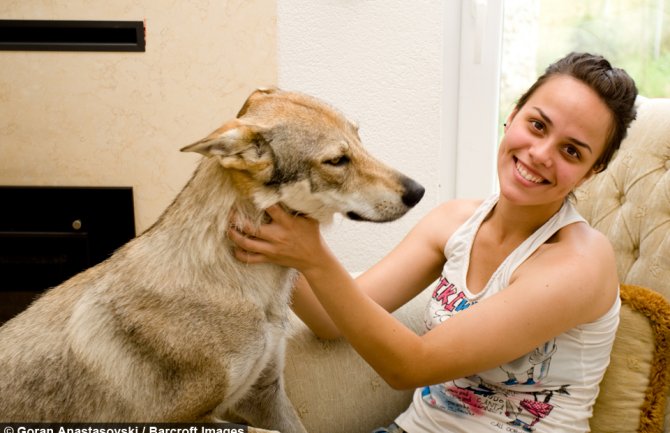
[227,205,330,272]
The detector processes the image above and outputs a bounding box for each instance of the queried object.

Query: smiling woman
[498,75,613,210]
[228,52,639,433]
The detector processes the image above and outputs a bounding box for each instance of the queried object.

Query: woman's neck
[485,195,565,244]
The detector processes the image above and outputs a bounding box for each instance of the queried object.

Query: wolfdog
[0,88,424,431]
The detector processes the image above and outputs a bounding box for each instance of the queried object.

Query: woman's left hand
[227,204,329,271]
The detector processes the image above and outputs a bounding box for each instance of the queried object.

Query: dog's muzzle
[346,176,425,222]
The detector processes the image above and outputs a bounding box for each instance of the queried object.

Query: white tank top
[395,194,620,433]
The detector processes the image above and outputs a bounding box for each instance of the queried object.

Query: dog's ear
[181,120,274,179]
[181,120,260,156]
[237,87,278,118]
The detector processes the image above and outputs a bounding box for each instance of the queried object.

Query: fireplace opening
[0,186,135,324]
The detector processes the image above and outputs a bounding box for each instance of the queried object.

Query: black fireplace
[0,186,135,324]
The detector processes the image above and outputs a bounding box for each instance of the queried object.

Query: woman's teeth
[515,160,545,184]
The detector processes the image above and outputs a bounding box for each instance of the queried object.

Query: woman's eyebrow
[532,106,593,154]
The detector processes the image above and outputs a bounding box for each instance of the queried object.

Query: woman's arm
[227,203,449,386]
[276,201,473,340]
[228,205,617,390]
[290,273,340,339]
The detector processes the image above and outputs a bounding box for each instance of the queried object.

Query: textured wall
[277,1,448,273]
[0,0,276,232]
[1,1,451,275]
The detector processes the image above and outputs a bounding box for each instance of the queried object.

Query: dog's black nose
[401,176,425,208]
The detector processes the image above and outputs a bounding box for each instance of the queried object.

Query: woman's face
[497,75,614,208]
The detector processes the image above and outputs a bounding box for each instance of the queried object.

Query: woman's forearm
[299,251,425,390]
[290,273,342,340]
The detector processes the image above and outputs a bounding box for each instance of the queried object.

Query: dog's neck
[133,157,297,301]
[260,203,304,223]
[145,158,328,267]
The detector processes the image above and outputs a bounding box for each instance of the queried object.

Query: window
[501,0,670,120]
[456,0,670,199]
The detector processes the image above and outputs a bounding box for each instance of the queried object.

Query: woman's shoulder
[553,220,614,257]
[533,221,617,276]
[523,221,619,320]
[431,198,483,224]
[410,199,484,255]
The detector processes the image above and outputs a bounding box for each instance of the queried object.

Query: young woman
[228,52,638,433]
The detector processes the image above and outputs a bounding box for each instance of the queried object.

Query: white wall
[277,1,464,273]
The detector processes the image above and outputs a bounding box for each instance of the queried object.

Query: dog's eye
[324,155,350,167]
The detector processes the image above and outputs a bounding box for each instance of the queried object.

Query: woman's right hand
[227,204,332,273]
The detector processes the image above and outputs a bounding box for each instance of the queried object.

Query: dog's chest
[241,266,296,322]
[217,267,296,409]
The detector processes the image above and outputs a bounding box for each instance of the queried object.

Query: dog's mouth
[345,211,405,223]
[346,211,366,221]
[281,206,378,223]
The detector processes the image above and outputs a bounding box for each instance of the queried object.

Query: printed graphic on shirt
[500,340,557,386]
[424,276,476,329]
[423,276,569,432]
[421,379,570,432]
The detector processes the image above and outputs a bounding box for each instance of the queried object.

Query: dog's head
[181,88,424,223]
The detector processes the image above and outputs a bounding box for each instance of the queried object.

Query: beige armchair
[283,96,670,433]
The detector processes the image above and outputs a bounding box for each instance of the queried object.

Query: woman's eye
[564,145,581,159]
[324,155,350,167]
[530,120,545,132]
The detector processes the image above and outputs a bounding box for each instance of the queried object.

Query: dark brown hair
[516,52,638,173]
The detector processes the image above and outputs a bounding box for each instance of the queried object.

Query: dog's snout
[401,177,425,208]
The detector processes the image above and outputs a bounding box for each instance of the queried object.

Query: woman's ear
[504,108,519,132]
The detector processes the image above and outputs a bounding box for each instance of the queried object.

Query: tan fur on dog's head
[182,88,424,223]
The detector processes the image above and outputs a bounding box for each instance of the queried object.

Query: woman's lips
[514,157,548,184]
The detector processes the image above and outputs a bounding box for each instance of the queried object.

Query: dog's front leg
[231,352,307,433]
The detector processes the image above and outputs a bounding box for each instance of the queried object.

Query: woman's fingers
[229,210,261,238]
[227,220,269,261]
[229,205,290,243]
[265,204,293,224]
[231,245,267,264]
[227,204,325,269]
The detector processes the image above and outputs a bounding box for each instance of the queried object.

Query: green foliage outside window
[537,0,670,97]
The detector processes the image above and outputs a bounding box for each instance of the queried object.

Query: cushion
[575,96,670,432]
[589,284,670,433]
[574,97,670,301]
[284,288,430,433]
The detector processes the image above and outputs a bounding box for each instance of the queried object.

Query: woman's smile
[513,157,549,185]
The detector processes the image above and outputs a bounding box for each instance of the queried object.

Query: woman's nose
[528,140,553,167]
